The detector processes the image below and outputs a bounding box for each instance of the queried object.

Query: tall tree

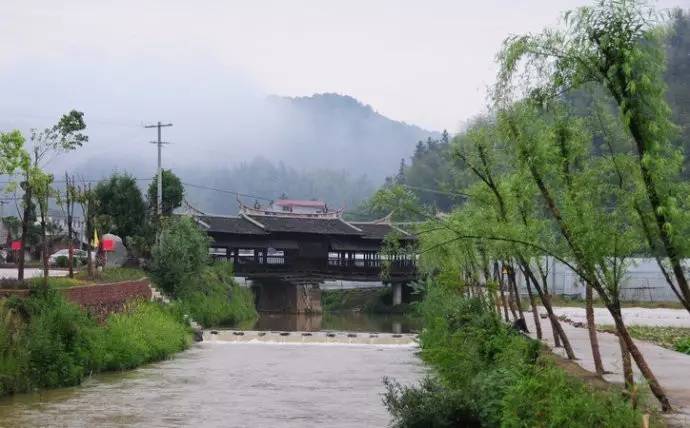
[147,169,184,217]
[0,111,86,281]
[75,182,98,278]
[94,173,146,244]
[498,0,690,314]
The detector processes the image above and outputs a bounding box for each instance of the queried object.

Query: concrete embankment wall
[0,279,152,321]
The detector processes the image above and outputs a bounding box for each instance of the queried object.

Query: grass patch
[11,267,147,290]
[598,324,690,354]
[26,276,86,289]
[74,267,147,283]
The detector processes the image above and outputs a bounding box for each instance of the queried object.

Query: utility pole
[144,121,173,217]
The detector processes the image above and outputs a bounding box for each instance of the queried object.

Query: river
[0,313,424,427]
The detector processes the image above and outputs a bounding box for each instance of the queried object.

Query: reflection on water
[249,312,422,333]
[0,342,423,427]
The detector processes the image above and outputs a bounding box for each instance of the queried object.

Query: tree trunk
[87,247,94,278]
[522,263,576,359]
[18,185,32,282]
[524,271,542,339]
[68,238,74,278]
[610,305,671,411]
[495,262,511,322]
[503,265,519,320]
[585,282,605,376]
[41,216,48,287]
[507,263,527,327]
[538,267,562,347]
[619,335,634,393]
[543,280,562,347]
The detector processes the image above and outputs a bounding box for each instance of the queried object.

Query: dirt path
[525,308,690,426]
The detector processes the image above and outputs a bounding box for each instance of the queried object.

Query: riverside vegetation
[0,216,257,398]
[384,284,650,428]
[376,1,690,423]
[0,288,190,396]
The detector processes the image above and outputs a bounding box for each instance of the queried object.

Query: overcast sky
[1,0,686,133]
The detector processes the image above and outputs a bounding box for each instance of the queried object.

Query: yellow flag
[91,229,100,248]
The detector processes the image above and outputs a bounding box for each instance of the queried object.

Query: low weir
[205,329,418,345]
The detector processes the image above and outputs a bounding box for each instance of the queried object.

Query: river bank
[0,288,192,397]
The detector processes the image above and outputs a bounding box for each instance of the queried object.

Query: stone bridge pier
[251,278,322,314]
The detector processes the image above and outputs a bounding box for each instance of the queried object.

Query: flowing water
[0,313,424,427]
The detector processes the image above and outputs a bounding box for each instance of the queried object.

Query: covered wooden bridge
[193,209,417,312]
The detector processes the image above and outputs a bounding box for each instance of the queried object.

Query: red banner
[11,240,21,251]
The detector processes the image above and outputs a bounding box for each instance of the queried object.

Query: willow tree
[499,100,669,409]
[497,0,690,313]
[452,121,576,358]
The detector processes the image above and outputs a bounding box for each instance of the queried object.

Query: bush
[384,377,481,428]
[177,263,256,328]
[676,337,690,354]
[55,255,69,268]
[149,216,210,295]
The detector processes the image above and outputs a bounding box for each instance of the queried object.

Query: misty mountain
[264,93,439,180]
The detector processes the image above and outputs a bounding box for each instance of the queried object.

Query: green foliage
[20,290,104,388]
[176,263,257,328]
[675,337,690,354]
[0,130,29,174]
[26,276,84,289]
[383,377,480,428]
[598,324,690,353]
[55,255,69,268]
[94,173,146,243]
[0,290,190,396]
[147,169,184,216]
[385,283,644,428]
[149,216,210,296]
[101,300,190,370]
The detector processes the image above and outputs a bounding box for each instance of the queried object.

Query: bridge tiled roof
[197,215,267,235]
[247,215,362,235]
[195,214,416,241]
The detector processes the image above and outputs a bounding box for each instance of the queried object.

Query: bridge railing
[223,254,416,278]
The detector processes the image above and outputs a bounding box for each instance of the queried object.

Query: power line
[0,177,274,202]
[181,182,273,201]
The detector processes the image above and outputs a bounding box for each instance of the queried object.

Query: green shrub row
[0,288,191,397]
[384,284,645,428]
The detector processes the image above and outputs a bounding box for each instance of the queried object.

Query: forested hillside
[363,9,690,218]
[177,157,376,214]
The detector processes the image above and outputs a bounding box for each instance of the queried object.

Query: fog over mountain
[0,58,438,212]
